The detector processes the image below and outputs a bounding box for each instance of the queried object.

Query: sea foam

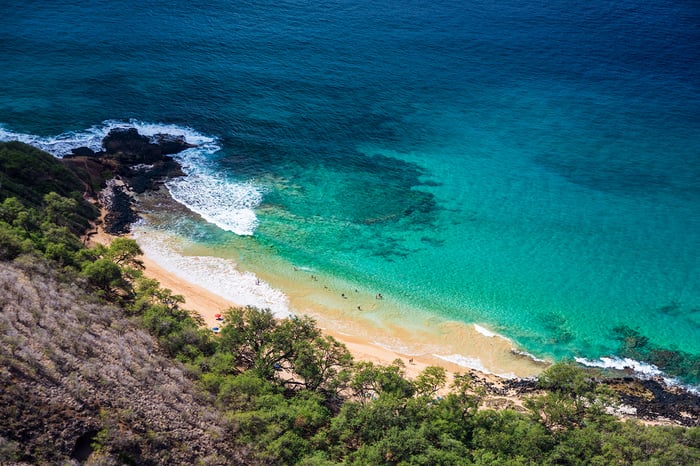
[474,324,499,338]
[0,119,216,157]
[0,123,105,156]
[0,120,263,236]
[575,356,665,377]
[132,226,291,318]
[510,349,549,364]
[164,145,263,236]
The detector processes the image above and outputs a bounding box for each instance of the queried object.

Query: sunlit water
[2,0,699,384]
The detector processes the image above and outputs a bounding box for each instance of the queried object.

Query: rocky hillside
[0,259,251,465]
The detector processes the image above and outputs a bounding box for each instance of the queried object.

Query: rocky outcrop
[101,127,194,165]
[70,146,95,157]
[99,127,189,193]
[605,377,700,426]
[62,127,194,234]
[99,180,140,235]
[468,371,700,427]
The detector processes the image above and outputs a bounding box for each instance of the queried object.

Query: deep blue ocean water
[2,0,699,383]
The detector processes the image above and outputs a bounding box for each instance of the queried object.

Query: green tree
[214,371,277,409]
[414,366,447,398]
[292,334,353,395]
[471,409,551,463]
[43,192,78,227]
[141,301,213,361]
[81,258,125,298]
[327,395,410,459]
[12,207,40,233]
[348,425,430,465]
[0,197,24,223]
[130,275,185,316]
[231,390,330,464]
[105,237,144,269]
[525,362,617,432]
[218,306,321,381]
[536,362,593,396]
[0,224,23,260]
[350,359,414,402]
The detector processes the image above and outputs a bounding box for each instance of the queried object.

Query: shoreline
[94,228,700,426]
[29,121,695,393]
[89,224,442,381]
[90,209,545,384]
[78,129,698,425]
[87,192,700,426]
[59,123,546,386]
[140,250,455,381]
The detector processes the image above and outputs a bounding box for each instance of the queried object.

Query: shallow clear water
[2,0,699,382]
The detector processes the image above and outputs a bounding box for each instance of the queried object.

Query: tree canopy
[1,140,698,464]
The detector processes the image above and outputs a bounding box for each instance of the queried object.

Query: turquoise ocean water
[2,0,699,383]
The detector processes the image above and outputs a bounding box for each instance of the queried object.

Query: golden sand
[90,211,547,384]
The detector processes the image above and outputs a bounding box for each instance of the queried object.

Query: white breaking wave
[132,226,291,318]
[510,349,549,364]
[474,324,498,338]
[152,129,263,236]
[0,119,264,236]
[434,354,518,379]
[165,171,263,236]
[575,356,664,377]
[0,123,105,156]
[162,138,263,236]
[0,119,217,157]
[106,119,218,147]
[575,356,700,395]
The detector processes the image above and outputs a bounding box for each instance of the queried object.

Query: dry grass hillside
[0,258,251,465]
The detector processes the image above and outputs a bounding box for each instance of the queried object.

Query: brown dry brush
[0,258,254,465]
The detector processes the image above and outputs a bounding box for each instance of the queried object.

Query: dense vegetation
[0,142,99,234]
[1,141,699,464]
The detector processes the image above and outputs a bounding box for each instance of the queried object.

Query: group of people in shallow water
[355,293,385,311]
[297,266,386,310]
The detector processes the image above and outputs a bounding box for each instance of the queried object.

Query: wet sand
[91,219,547,383]
[90,224,700,427]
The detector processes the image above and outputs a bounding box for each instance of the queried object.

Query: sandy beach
[138,251,431,377]
[90,215,547,384]
[88,212,700,428]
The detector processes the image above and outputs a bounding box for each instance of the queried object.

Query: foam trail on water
[474,324,499,338]
[112,121,264,236]
[575,356,664,376]
[165,145,263,236]
[129,123,265,236]
[107,119,218,147]
[0,119,218,156]
[511,349,549,364]
[132,226,291,318]
[0,124,105,156]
